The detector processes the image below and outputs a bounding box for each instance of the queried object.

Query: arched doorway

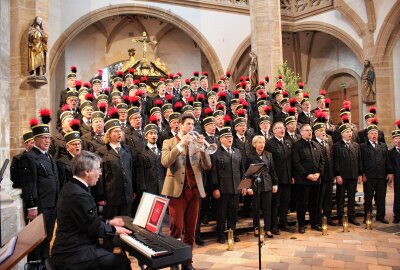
[321,69,362,127]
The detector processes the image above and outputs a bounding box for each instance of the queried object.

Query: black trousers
[296,184,320,227]
[336,178,357,219]
[394,176,400,221]
[54,247,131,270]
[318,180,334,221]
[216,194,239,239]
[363,177,387,220]
[253,191,272,231]
[28,207,56,262]
[271,184,290,228]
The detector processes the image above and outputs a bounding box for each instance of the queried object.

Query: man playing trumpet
[161,114,212,270]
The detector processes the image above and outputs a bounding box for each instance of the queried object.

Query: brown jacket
[161,136,211,198]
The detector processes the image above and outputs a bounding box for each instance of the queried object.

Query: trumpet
[190,131,218,155]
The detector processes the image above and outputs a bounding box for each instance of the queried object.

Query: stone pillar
[1,3,25,270]
[249,0,283,79]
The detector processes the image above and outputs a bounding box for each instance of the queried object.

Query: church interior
[1,0,400,269]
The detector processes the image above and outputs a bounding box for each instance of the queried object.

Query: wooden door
[327,86,359,127]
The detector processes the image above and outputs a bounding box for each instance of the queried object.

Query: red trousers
[168,186,199,248]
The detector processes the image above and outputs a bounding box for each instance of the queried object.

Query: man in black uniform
[59,66,77,108]
[50,111,74,159]
[211,126,244,243]
[292,124,324,233]
[313,120,336,226]
[389,121,400,223]
[82,111,105,152]
[10,131,35,189]
[20,109,59,264]
[266,121,294,234]
[332,123,362,226]
[357,111,385,144]
[360,125,393,224]
[56,119,82,190]
[51,151,132,270]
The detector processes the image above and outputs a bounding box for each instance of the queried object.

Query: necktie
[345,142,349,150]
[321,140,326,148]
[372,142,376,148]
[115,146,121,154]
[291,134,295,140]
[151,146,157,155]
[227,148,231,155]
[45,152,51,160]
[397,148,400,154]
[241,137,245,143]
[121,123,125,128]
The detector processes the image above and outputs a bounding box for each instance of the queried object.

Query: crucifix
[132,31,158,59]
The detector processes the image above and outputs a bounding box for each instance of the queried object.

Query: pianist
[51,151,132,270]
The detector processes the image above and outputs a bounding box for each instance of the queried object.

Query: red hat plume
[39,108,52,124]
[69,119,81,131]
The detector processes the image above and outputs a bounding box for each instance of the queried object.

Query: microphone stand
[0,159,10,246]
[253,170,263,270]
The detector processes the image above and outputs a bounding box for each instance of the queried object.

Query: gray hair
[71,150,101,177]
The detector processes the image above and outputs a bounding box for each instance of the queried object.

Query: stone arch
[226,35,251,81]
[375,1,400,59]
[320,68,363,126]
[282,21,364,61]
[49,4,223,79]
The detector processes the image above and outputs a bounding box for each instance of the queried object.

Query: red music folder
[133,192,169,234]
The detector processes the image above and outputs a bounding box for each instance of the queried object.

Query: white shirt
[109,142,121,153]
[34,145,47,155]
[221,145,232,154]
[147,143,158,154]
[73,175,89,188]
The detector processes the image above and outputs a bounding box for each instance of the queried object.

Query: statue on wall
[28,16,48,79]
[132,31,158,59]
[249,51,258,88]
[362,59,376,104]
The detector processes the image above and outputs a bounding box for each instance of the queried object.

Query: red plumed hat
[39,108,51,124]
[368,106,377,115]
[173,101,183,113]
[196,94,205,102]
[264,105,271,114]
[149,115,158,124]
[29,118,39,128]
[85,93,94,102]
[154,99,163,108]
[204,107,213,117]
[98,102,108,113]
[70,66,77,73]
[341,114,350,123]
[108,107,119,119]
[69,119,81,132]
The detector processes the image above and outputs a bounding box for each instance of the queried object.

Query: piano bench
[45,258,58,270]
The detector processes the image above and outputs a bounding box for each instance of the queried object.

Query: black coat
[10,150,27,189]
[265,137,292,184]
[56,152,74,190]
[50,131,67,159]
[211,146,244,195]
[51,178,115,265]
[297,111,315,126]
[246,148,278,192]
[313,137,334,183]
[20,147,59,209]
[82,131,105,153]
[292,139,324,185]
[389,147,400,180]
[139,145,165,195]
[96,144,137,205]
[360,141,390,179]
[332,140,362,179]
[232,134,253,169]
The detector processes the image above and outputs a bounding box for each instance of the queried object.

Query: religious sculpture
[362,59,376,104]
[132,31,158,59]
[28,16,48,78]
[249,51,258,87]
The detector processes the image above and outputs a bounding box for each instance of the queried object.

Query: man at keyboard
[161,114,212,270]
[51,151,132,270]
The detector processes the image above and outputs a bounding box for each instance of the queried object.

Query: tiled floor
[128,185,400,269]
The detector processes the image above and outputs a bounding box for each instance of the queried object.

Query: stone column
[1,2,25,268]
[249,0,283,79]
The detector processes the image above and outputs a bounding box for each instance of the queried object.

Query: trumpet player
[161,113,211,270]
